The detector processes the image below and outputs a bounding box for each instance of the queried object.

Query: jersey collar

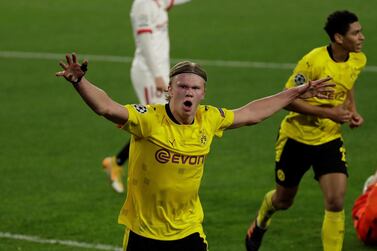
[165,103,195,125]
[327,45,349,62]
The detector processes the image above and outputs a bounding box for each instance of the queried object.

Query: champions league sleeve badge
[133,104,147,114]
[294,73,306,86]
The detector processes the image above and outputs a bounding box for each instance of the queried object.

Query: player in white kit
[102,0,191,193]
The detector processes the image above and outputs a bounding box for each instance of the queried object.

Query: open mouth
[183,100,192,107]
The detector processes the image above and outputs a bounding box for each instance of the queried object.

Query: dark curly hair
[324,10,359,42]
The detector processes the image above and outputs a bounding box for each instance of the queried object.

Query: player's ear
[334,33,344,44]
[200,86,206,101]
[167,84,173,96]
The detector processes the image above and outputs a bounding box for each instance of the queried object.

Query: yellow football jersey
[280,46,366,145]
[118,103,234,240]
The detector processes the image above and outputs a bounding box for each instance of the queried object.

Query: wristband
[71,64,88,84]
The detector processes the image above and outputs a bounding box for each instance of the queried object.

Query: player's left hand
[298,77,335,99]
[56,53,88,84]
[154,76,168,97]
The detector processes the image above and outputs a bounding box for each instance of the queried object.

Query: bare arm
[55,53,129,125]
[285,99,353,124]
[230,78,334,128]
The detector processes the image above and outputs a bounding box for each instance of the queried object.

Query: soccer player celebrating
[245,10,366,251]
[352,170,377,246]
[102,0,191,193]
[56,53,333,250]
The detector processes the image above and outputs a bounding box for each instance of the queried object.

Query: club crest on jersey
[199,129,207,145]
[294,73,306,86]
[133,104,147,114]
[277,169,285,182]
[200,134,207,145]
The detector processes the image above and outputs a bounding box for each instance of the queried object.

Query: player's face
[341,22,365,53]
[168,73,206,123]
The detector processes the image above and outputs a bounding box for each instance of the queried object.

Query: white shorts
[130,62,169,105]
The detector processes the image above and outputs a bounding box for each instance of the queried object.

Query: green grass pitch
[1,0,377,250]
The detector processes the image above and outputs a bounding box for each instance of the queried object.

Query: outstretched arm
[230,78,334,128]
[55,53,129,125]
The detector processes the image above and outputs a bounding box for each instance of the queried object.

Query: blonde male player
[102,0,191,193]
[246,10,366,251]
[56,53,333,250]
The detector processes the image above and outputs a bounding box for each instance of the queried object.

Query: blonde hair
[169,61,207,83]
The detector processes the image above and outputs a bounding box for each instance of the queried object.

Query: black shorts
[125,231,207,251]
[275,137,348,187]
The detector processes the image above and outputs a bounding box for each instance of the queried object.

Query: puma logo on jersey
[169,139,175,146]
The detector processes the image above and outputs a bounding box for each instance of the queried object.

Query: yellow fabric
[122,228,130,251]
[256,190,276,229]
[322,210,345,251]
[280,46,366,145]
[118,104,234,240]
[274,133,289,162]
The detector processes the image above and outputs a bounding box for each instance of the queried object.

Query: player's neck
[328,43,349,62]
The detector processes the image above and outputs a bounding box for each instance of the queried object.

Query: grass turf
[1,0,377,250]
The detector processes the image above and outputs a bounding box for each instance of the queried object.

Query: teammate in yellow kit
[56,55,333,250]
[245,10,366,251]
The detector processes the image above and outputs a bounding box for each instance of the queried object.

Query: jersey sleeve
[121,104,153,138]
[131,1,162,77]
[353,52,367,72]
[138,31,162,77]
[284,54,316,89]
[205,106,234,138]
[132,1,154,34]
